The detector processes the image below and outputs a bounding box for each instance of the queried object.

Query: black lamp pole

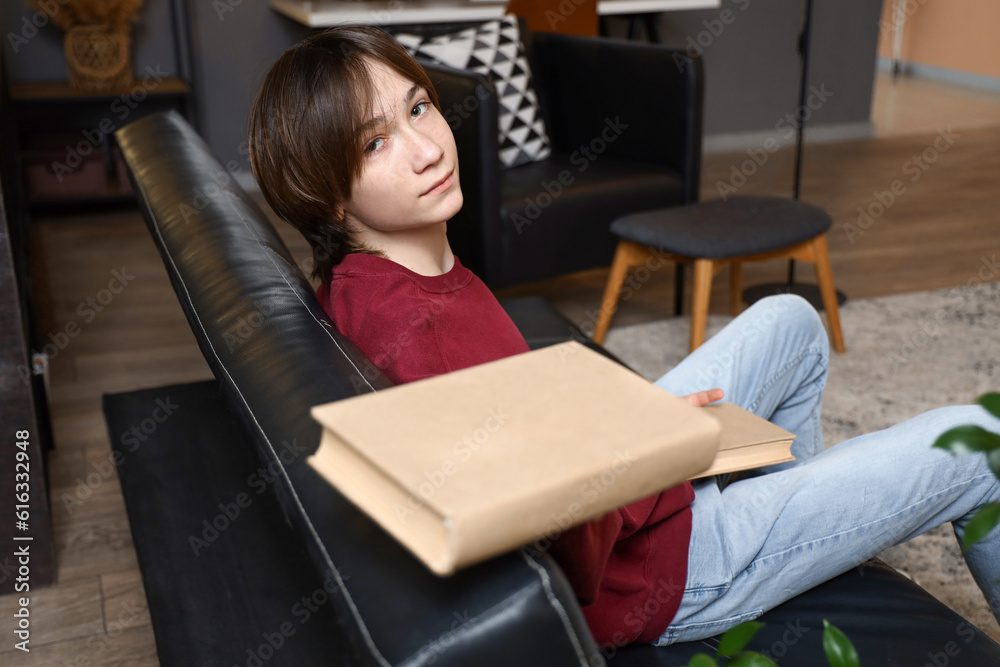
[745,0,848,309]
[792,0,812,203]
[786,0,813,287]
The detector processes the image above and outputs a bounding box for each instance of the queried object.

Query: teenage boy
[249,25,1000,648]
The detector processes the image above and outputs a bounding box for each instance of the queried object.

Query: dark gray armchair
[418,28,703,289]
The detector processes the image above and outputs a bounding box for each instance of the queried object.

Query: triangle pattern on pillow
[395,15,552,169]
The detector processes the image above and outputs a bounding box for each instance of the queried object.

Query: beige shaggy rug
[601,280,1000,642]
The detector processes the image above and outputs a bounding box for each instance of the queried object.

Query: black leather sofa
[108,110,1000,666]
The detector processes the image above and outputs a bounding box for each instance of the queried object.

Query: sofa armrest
[531,34,704,204]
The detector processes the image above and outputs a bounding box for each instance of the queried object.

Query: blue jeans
[651,294,1000,645]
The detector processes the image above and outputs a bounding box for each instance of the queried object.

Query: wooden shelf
[9,77,191,103]
[8,77,192,209]
[269,0,720,27]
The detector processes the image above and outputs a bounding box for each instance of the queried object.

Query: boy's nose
[408,128,445,170]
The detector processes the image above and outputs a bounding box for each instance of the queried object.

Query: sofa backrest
[114,110,603,667]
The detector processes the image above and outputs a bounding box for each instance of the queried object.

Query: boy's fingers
[682,389,724,407]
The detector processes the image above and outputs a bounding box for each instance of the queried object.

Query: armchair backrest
[530,32,704,205]
[419,28,705,287]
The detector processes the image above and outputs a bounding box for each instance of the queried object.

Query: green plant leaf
[823,620,860,667]
[725,652,778,667]
[717,621,765,658]
[988,449,1000,481]
[977,393,1000,420]
[962,502,1000,551]
[933,425,1000,455]
[688,654,717,667]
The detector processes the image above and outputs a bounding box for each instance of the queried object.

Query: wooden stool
[592,196,846,354]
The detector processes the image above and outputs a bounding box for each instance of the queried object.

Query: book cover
[696,402,796,477]
[308,341,723,575]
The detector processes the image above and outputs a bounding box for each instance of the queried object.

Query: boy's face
[340,60,462,237]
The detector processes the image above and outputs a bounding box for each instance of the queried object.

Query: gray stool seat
[610,195,833,259]
[593,195,846,354]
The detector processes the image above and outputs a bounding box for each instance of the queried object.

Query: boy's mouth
[421,169,454,197]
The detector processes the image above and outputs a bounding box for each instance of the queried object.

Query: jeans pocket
[654,608,764,646]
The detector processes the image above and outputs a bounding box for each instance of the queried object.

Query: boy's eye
[364,137,384,154]
[411,101,429,119]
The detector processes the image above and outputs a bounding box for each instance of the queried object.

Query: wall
[652,0,883,149]
[3,0,881,169]
[2,0,308,173]
[877,0,1000,80]
[185,2,309,172]
[4,0,189,90]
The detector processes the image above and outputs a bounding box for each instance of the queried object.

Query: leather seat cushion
[498,153,684,284]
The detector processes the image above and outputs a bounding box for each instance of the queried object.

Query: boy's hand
[682,389,724,407]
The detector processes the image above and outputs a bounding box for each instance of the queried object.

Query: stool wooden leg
[690,258,714,352]
[811,235,846,354]
[729,261,743,317]
[592,240,649,344]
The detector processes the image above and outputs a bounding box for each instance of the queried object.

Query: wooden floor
[2,71,999,665]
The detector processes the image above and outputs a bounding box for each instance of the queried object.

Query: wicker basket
[64,25,132,91]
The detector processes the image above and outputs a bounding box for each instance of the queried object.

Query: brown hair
[248,25,440,284]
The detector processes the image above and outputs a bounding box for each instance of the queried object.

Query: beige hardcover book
[695,402,796,477]
[308,341,790,575]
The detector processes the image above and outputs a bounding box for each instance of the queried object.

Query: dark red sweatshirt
[316,253,692,646]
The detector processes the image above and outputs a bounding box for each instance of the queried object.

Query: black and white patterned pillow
[395,15,552,170]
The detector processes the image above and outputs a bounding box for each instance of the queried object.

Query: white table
[270,0,718,28]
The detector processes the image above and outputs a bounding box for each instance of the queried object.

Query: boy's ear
[335,206,362,237]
